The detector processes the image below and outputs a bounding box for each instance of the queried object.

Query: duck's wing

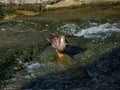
[52,36,61,49]
[47,33,68,51]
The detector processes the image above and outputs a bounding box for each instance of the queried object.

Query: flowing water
[0,18,120,89]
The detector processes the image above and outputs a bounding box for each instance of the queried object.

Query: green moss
[58,54,76,65]
[0,2,120,88]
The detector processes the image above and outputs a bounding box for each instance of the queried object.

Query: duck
[47,33,68,58]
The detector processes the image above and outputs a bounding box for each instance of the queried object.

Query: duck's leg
[55,49,64,58]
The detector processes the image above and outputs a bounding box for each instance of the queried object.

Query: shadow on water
[64,45,86,56]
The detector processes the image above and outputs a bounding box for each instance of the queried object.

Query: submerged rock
[57,23,80,35]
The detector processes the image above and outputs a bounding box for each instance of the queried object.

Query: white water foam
[24,63,42,73]
[0,28,6,31]
[74,23,120,38]
[23,62,44,78]
[58,22,120,39]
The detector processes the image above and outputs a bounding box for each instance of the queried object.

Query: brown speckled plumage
[47,33,68,52]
